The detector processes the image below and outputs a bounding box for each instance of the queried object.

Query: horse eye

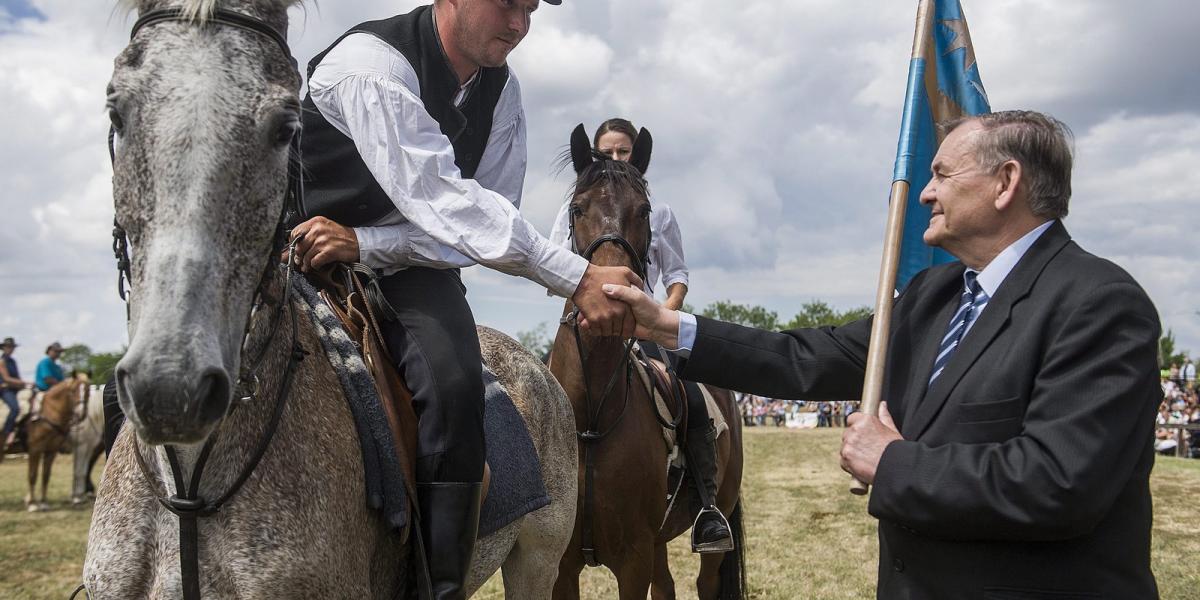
[274,119,300,148]
[569,205,583,218]
[108,106,125,134]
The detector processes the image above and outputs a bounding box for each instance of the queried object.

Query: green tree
[783,301,873,330]
[1159,329,1188,368]
[516,322,554,358]
[88,350,125,385]
[59,343,93,373]
[700,300,780,331]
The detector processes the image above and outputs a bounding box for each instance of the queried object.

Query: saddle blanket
[480,364,550,536]
[294,275,548,537]
[632,346,728,467]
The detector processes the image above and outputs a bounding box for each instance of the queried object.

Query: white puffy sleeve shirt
[307,33,587,298]
[548,199,689,297]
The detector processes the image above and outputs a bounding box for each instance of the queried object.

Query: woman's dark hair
[593,118,638,149]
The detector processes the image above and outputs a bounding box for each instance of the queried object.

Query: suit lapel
[905,221,1073,439]
[898,269,964,434]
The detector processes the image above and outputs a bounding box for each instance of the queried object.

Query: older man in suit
[604,110,1161,599]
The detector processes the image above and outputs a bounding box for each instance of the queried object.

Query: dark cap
[1,337,15,348]
[47,342,64,353]
[543,0,562,4]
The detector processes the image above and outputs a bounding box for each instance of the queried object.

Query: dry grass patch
[2,429,1198,598]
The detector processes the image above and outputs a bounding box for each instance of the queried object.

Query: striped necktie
[929,271,987,385]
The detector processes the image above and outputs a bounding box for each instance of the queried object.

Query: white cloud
[508,25,613,107]
[1,0,1197,374]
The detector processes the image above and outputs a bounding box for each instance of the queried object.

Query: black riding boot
[684,389,734,554]
[417,482,483,600]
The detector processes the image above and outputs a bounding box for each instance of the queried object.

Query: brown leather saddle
[310,264,420,503]
[309,264,490,511]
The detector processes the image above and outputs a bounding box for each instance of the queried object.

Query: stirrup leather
[690,506,734,554]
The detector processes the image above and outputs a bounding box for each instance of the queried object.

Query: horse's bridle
[562,161,680,567]
[81,8,306,600]
[561,164,654,443]
[108,5,304,398]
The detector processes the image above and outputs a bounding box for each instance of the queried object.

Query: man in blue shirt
[35,342,65,393]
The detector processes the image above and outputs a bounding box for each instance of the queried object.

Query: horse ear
[629,128,653,175]
[570,124,593,174]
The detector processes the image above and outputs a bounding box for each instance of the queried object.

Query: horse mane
[555,150,650,201]
[119,0,303,22]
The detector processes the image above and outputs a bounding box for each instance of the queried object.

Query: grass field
[2,428,1198,599]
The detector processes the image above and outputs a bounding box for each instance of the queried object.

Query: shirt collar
[972,220,1055,298]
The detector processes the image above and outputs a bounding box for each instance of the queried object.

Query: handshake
[569,265,680,346]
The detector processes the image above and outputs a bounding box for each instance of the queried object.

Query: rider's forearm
[663,283,687,312]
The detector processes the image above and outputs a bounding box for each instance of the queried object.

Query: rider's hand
[289,216,360,273]
[572,265,643,337]
[602,283,680,348]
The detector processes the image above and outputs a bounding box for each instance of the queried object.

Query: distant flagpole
[852,0,990,495]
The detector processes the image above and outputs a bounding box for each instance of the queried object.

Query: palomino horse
[84,1,575,598]
[549,126,746,600]
[22,374,91,511]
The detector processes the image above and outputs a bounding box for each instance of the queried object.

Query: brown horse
[549,125,746,600]
[22,373,90,511]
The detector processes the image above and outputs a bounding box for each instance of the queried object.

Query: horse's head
[109,1,302,444]
[566,123,654,281]
[46,373,90,416]
[73,373,92,408]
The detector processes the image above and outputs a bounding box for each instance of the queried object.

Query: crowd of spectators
[1156,358,1200,458]
[735,393,858,428]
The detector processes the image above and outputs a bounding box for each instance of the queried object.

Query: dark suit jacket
[680,221,1161,599]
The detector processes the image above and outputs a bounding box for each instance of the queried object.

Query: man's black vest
[299,5,509,226]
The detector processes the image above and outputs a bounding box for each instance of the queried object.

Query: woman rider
[548,118,733,553]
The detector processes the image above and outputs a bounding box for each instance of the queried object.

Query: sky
[0,0,1197,373]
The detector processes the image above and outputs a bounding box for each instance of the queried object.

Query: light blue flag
[893,0,990,289]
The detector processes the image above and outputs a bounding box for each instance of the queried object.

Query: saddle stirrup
[691,506,735,553]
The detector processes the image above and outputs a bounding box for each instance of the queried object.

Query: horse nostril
[115,365,133,407]
[194,368,232,425]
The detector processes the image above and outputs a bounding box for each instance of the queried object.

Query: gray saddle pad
[294,274,547,537]
[480,364,550,536]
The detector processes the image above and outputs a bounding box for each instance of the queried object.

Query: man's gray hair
[939,110,1075,219]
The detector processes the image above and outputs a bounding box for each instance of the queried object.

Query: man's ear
[993,160,1022,211]
[629,128,653,175]
[570,124,593,174]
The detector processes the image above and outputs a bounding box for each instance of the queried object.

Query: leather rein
[77,8,307,600]
[562,163,683,567]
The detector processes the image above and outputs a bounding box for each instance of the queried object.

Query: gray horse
[84,1,576,597]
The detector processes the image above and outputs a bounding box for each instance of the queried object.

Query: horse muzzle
[115,357,232,445]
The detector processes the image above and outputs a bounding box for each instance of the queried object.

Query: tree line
[521,301,1193,369]
[517,299,873,357]
[56,344,124,385]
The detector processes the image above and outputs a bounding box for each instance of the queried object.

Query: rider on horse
[289,1,639,598]
[1,337,32,453]
[548,119,735,553]
[32,341,66,413]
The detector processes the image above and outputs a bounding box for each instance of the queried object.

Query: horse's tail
[718,497,748,600]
